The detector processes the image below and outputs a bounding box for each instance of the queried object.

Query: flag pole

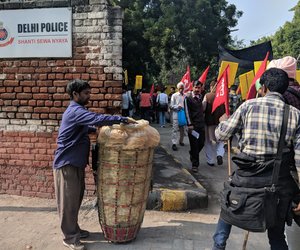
[227,139,231,176]
[242,231,250,250]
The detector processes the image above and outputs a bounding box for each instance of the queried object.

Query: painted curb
[146,188,208,211]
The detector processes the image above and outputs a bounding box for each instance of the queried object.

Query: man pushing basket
[53,79,135,250]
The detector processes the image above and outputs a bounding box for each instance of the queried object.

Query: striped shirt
[215,92,300,175]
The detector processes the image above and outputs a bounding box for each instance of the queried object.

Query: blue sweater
[53,101,126,169]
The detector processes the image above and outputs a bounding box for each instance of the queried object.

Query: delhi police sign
[0,8,72,58]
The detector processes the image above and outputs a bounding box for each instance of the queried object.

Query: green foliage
[111,0,242,88]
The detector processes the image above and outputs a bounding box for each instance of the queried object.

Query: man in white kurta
[170,82,186,151]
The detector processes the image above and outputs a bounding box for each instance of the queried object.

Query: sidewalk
[0,194,269,250]
[151,123,227,214]
[0,122,273,250]
[148,146,207,211]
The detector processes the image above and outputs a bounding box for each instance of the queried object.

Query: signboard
[254,60,269,75]
[296,70,300,84]
[135,75,143,90]
[218,61,238,87]
[0,8,72,58]
[239,70,254,100]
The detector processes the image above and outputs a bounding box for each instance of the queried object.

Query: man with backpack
[212,68,300,250]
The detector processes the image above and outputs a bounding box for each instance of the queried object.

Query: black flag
[218,41,273,70]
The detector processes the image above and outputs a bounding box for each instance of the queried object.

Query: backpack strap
[271,104,290,185]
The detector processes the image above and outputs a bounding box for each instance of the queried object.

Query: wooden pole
[242,231,250,250]
[227,139,231,176]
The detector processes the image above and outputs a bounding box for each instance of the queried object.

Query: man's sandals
[192,166,198,173]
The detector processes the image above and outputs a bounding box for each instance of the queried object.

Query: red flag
[246,52,269,100]
[236,85,241,95]
[149,83,154,97]
[212,65,230,116]
[181,66,192,93]
[198,66,210,84]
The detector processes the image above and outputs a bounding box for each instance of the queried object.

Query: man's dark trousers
[188,127,205,168]
[54,165,85,244]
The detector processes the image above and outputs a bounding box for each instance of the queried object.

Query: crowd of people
[212,56,300,250]
[121,78,242,173]
[53,56,300,250]
[119,56,300,250]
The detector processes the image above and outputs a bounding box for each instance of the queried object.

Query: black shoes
[207,156,222,166]
[80,229,89,239]
[62,230,89,250]
[172,144,178,151]
[63,241,86,250]
[217,156,223,165]
[192,166,198,173]
[179,142,185,146]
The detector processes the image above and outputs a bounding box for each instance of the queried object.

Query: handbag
[177,109,187,126]
[158,103,168,112]
[157,94,168,112]
[220,104,290,232]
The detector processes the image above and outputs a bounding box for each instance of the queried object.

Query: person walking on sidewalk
[53,79,135,250]
[168,86,176,124]
[184,80,205,173]
[170,82,186,151]
[202,80,225,167]
[121,87,133,117]
[265,55,300,249]
[139,88,152,122]
[156,87,169,127]
[212,68,300,250]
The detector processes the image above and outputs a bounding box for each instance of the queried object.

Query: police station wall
[0,0,123,198]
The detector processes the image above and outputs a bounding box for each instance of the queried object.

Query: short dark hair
[230,84,238,91]
[193,80,201,87]
[66,79,91,99]
[260,68,289,94]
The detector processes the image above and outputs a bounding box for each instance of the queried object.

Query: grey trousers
[53,165,85,244]
[171,118,185,145]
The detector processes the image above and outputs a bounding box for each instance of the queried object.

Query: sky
[227,0,298,45]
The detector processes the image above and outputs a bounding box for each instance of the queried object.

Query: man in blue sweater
[53,79,135,250]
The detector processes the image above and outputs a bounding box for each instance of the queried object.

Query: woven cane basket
[97,120,160,243]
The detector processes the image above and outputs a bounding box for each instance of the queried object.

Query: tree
[112,0,242,87]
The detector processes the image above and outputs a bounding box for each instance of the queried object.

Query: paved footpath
[0,194,269,250]
[0,123,279,250]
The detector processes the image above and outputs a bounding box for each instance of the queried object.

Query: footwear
[192,166,198,173]
[63,241,86,250]
[207,162,215,167]
[189,150,193,162]
[80,229,89,238]
[217,156,223,165]
[172,144,178,151]
[179,142,185,146]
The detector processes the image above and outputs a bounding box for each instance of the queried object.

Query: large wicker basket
[96,120,159,243]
